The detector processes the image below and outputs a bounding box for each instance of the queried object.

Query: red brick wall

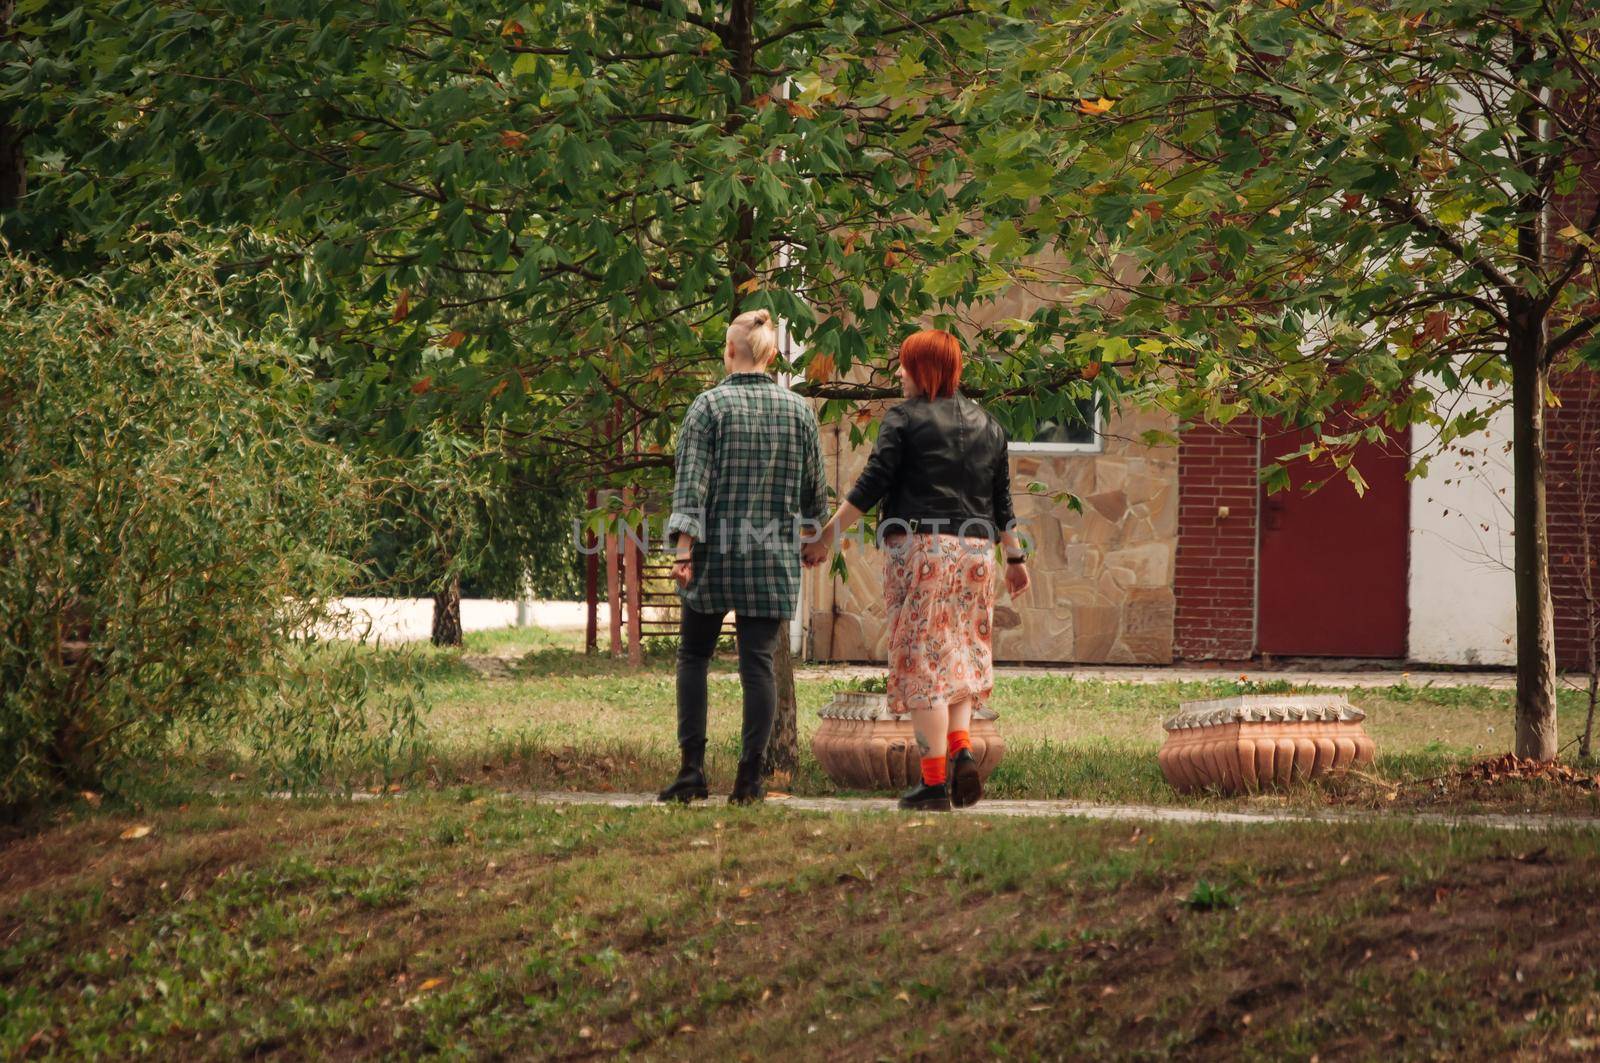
[1548,370,1600,672]
[1173,418,1260,660]
[1547,128,1600,672]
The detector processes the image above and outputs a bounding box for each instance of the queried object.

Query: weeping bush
[0,257,418,812]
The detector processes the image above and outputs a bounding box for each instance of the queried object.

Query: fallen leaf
[417,977,445,992]
[120,825,152,841]
[80,791,102,807]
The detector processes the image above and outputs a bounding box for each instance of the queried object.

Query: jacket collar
[721,371,775,386]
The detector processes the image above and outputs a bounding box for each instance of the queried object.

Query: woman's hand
[801,519,835,568]
[1004,560,1030,598]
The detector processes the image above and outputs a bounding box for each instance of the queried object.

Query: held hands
[801,521,835,568]
[1004,560,1031,598]
[801,538,830,568]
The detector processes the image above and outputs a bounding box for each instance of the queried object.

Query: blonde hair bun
[727,308,778,364]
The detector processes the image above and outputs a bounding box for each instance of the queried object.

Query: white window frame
[1007,400,1103,455]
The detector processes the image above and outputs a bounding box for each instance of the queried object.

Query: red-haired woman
[804,329,1030,811]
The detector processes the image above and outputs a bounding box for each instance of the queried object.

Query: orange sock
[948,730,971,756]
[920,756,947,786]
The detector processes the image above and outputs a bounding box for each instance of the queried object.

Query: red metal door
[1257,423,1410,658]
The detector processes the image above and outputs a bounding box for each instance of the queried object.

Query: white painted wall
[1407,386,1517,665]
[322,598,602,644]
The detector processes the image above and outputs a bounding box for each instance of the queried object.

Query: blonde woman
[660,309,828,805]
[804,330,1029,811]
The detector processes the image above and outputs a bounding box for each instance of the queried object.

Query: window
[1008,396,1101,454]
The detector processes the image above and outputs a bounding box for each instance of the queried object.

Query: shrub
[0,258,415,812]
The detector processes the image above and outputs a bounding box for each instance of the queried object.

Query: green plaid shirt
[666,373,827,619]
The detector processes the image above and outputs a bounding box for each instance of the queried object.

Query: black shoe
[898,781,952,812]
[729,760,765,806]
[949,749,983,809]
[658,764,709,804]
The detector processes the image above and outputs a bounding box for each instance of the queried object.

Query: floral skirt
[883,533,996,715]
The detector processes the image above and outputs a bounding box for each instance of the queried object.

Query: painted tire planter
[811,691,1006,791]
[1158,695,1376,794]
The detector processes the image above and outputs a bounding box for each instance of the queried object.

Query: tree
[6,0,1039,769]
[2,0,1026,474]
[906,0,1600,758]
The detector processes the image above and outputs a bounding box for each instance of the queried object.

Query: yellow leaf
[804,353,836,384]
[736,277,762,295]
[417,977,446,992]
[120,825,152,840]
[1078,97,1115,115]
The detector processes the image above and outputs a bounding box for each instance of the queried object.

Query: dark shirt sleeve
[843,405,905,513]
[991,424,1016,539]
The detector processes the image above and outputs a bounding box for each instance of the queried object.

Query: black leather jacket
[844,395,1016,541]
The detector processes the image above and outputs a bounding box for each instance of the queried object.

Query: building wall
[805,405,1179,664]
[1549,369,1600,671]
[1172,418,1260,661]
[1406,388,1518,666]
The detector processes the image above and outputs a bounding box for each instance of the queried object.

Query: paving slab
[774,664,1520,689]
[524,789,1598,833]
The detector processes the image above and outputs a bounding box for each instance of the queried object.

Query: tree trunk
[766,632,800,779]
[431,575,463,647]
[1511,325,1559,759]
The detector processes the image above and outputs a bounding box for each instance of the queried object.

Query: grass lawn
[397,627,1600,814]
[6,794,1600,1059]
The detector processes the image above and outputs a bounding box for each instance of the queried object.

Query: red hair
[899,329,962,398]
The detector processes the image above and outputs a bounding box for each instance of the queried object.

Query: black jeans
[676,606,783,768]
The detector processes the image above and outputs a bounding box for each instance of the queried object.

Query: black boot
[899,781,952,812]
[949,749,983,809]
[729,759,765,806]
[658,748,709,804]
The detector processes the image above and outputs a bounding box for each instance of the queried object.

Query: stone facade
[805,405,1179,664]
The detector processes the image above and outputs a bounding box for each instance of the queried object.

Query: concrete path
[526,789,1598,833]
[784,663,1521,690]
